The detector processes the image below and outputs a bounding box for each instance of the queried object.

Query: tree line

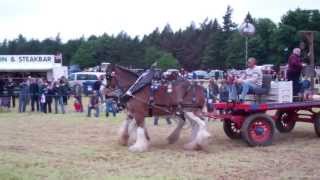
[0,6,319,70]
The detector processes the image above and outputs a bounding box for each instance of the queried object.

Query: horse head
[105,64,139,92]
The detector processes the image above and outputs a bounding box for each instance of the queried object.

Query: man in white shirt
[228,57,263,102]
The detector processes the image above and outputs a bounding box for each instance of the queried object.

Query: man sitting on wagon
[228,57,263,102]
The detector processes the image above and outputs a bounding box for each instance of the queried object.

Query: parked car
[68,72,106,88]
[208,70,224,79]
[163,69,179,76]
[82,81,95,96]
[191,70,209,79]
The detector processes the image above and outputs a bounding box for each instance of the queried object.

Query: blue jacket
[19,83,29,97]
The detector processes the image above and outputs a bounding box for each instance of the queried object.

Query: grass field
[0,102,320,180]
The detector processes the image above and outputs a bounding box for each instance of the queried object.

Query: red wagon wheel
[223,119,241,139]
[241,113,275,146]
[314,114,320,137]
[275,111,296,133]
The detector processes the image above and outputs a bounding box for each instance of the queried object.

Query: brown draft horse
[106,64,211,152]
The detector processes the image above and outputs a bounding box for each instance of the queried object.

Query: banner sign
[0,55,54,64]
[0,55,61,71]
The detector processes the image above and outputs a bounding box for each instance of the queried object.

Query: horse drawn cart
[205,101,320,146]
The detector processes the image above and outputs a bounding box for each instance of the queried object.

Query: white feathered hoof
[184,128,211,151]
[195,129,211,152]
[129,142,149,152]
[128,127,149,152]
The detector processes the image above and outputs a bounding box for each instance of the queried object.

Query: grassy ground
[0,101,320,180]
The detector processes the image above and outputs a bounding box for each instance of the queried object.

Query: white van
[68,72,105,87]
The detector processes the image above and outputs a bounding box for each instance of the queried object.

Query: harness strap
[182,83,197,103]
[192,84,196,103]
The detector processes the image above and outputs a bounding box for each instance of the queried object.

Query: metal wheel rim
[249,118,272,143]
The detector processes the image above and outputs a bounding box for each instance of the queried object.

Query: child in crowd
[74,98,82,112]
[45,82,54,113]
[40,91,46,113]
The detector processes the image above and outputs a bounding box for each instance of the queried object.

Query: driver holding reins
[228,57,263,102]
[121,62,160,103]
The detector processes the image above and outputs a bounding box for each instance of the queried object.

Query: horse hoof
[118,139,128,146]
[118,135,129,146]
[183,142,200,151]
[198,141,210,152]
[167,135,179,144]
[195,129,211,144]
[129,143,149,152]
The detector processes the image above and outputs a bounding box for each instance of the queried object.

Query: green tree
[222,6,237,33]
[158,53,179,69]
[143,47,178,69]
[201,19,225,68]
[249,18,277,64]
[71,40,97,68]
[245,12,254,23]
[225,33,245,68]
[62,38,84,65]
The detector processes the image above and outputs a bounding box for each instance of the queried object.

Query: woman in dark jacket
[53,81,65,114]
[60,78,70,105]
[18,81,29,113]
[6,78,16,108]
[29,78,40,112]
[45,82,54,113]
[287,48,303,96]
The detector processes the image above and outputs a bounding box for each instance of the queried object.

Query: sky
[0,0,318,42]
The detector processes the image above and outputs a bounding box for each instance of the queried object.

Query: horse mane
[115,64,139,78]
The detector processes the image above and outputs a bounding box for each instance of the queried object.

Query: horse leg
[144,126,150,141]
[118,114,132,146]
[127,118,150,143]
[189,118,199,142]
[183,115,200,150]
[167,116,185,144]
[183,111,211,151]
[129,116,150,152]
[128,118,137,144]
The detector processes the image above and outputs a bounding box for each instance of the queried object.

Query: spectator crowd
[0,75,119,119]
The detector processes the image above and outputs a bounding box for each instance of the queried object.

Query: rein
[106,76,125,96]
